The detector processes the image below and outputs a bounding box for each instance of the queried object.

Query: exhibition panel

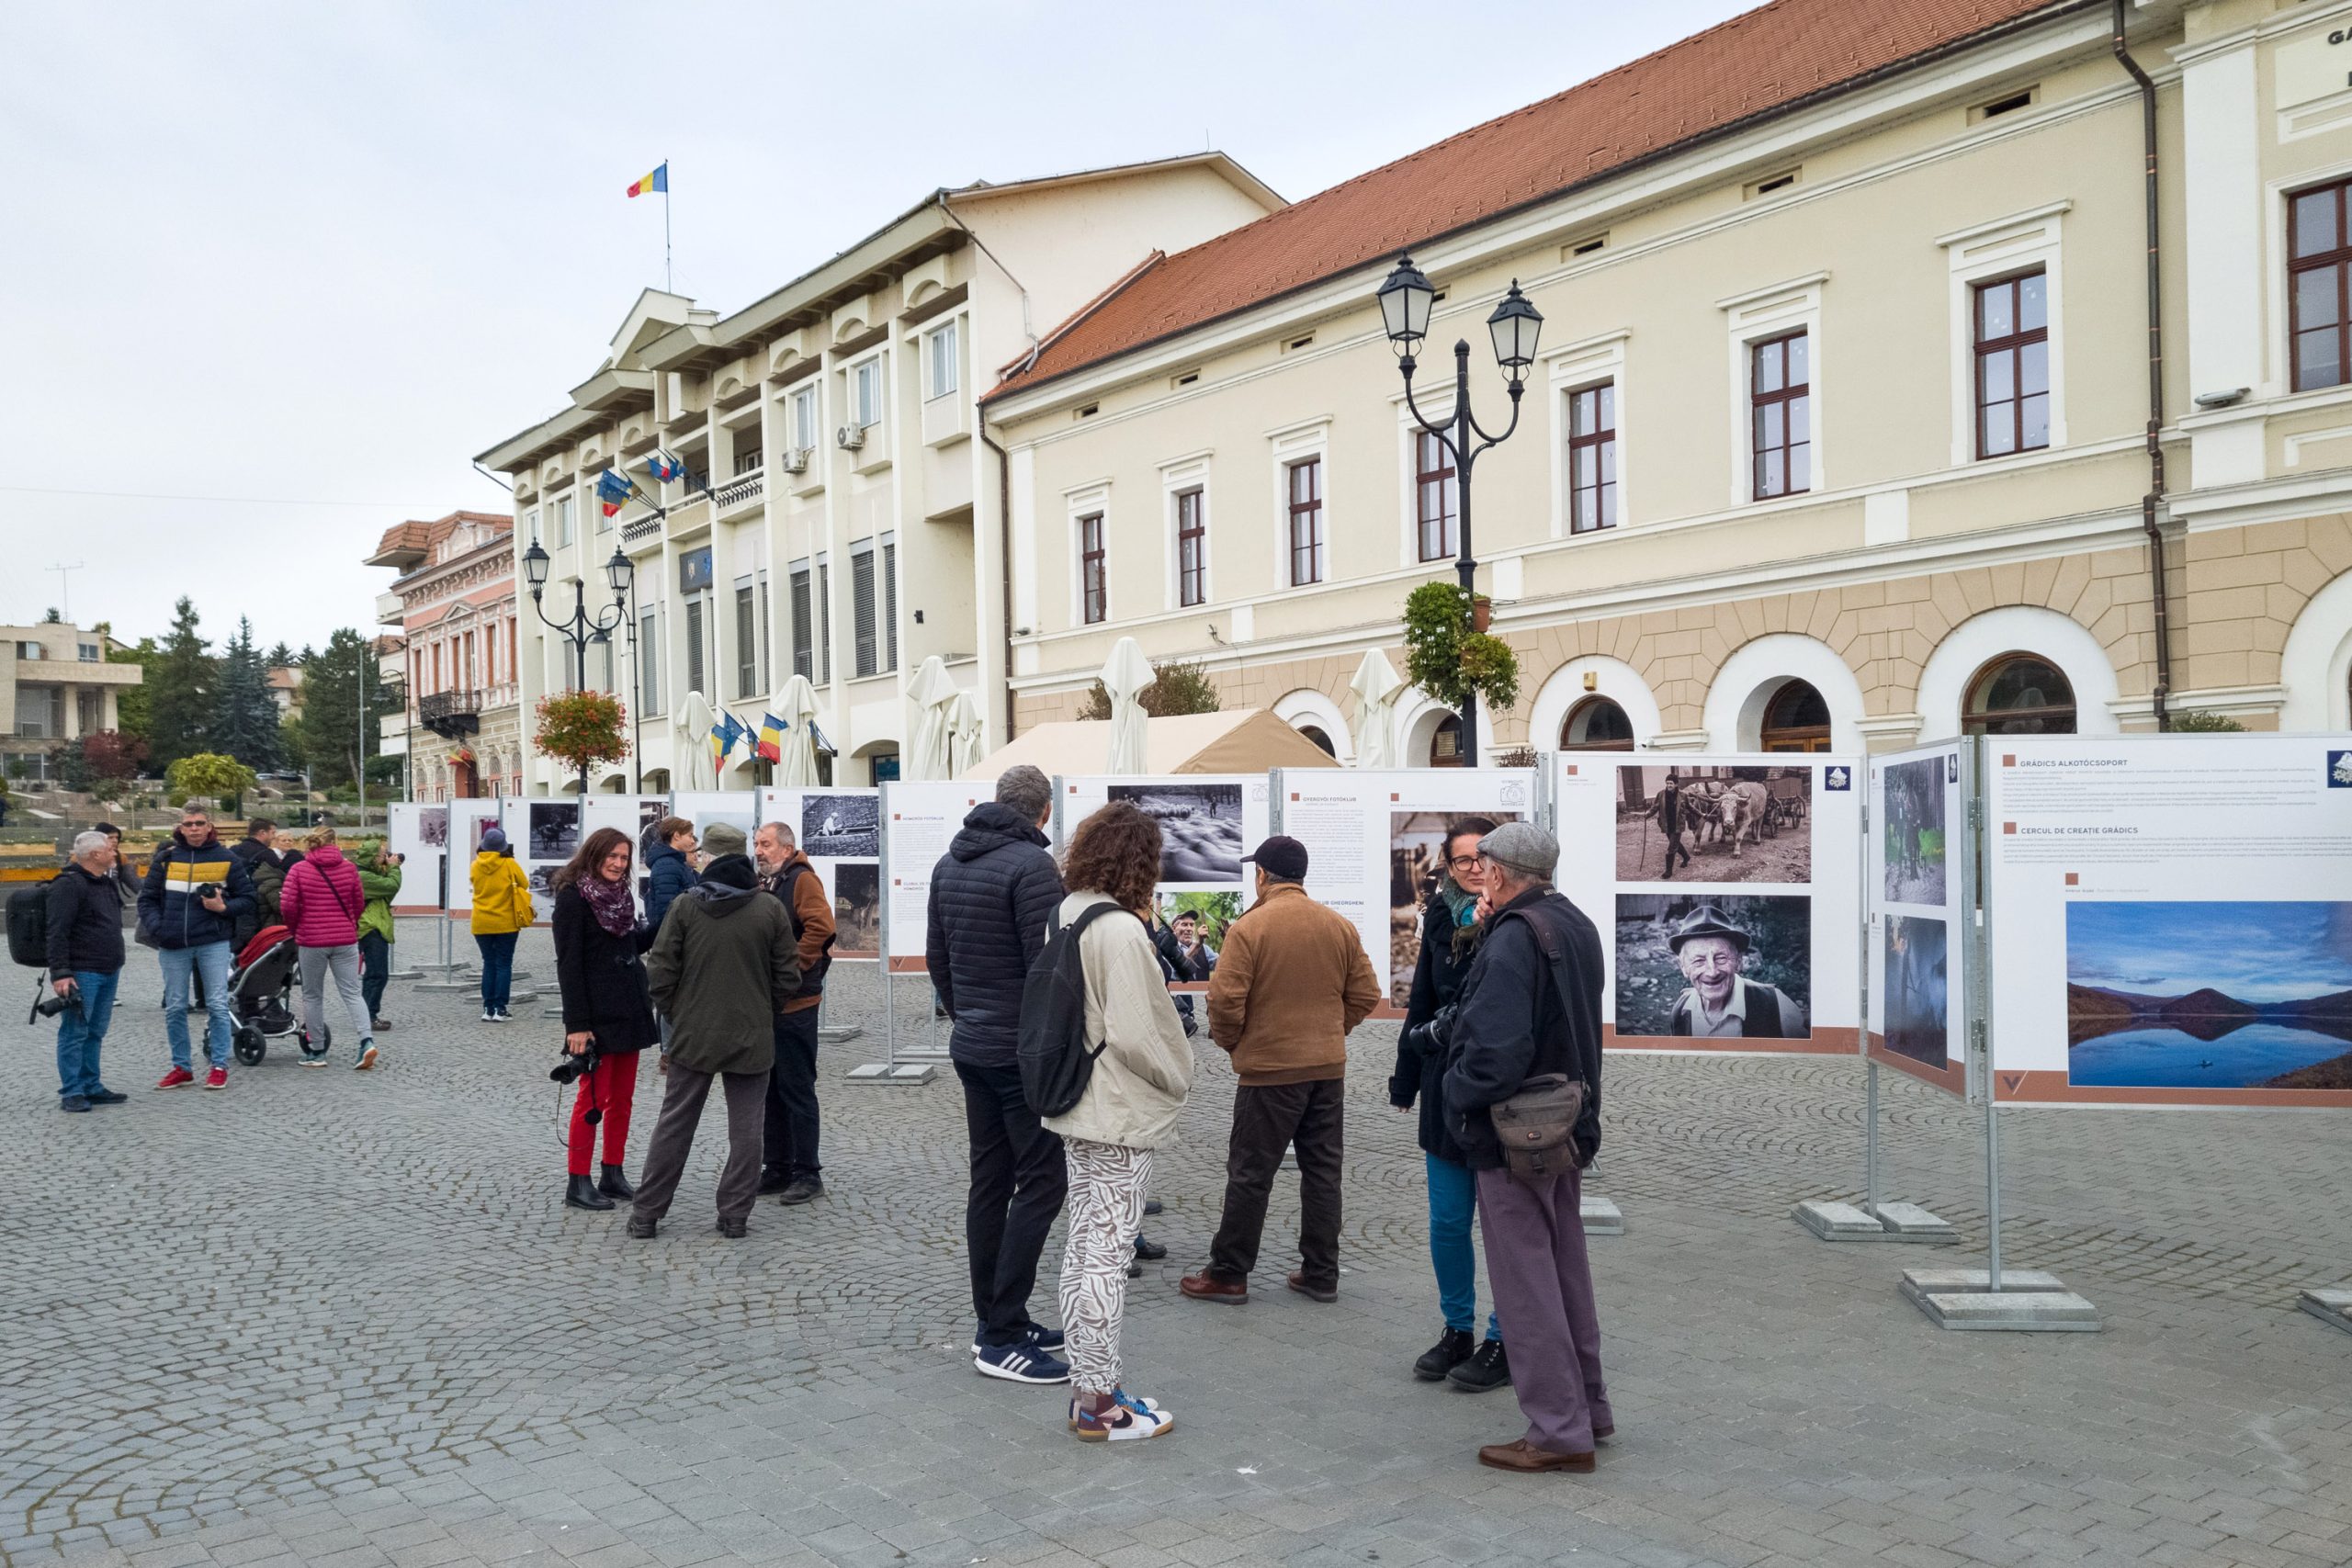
[1867,742,1972,1099]
[582,795,672,906]
[670,790,760,851]
[877,780,1002,974]
[1058,774,1271,987]
[440,800,504,916]
[384,801,448,915]
[760,786,882,957]
[501,796,580,918]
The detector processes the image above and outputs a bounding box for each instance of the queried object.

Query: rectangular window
[555,495,574,547]
[756,577,771,693]
[2290,178,2352,392]
[881,533,899,672]
[1748,331,1811,501]
[1080,513,1107,624]
[639,611,662,716]
[734,444,763,477]
[792,386,819,453]
[1286,457,1325,586]
[817,557,831,682]
[1414,432,1456,561]
[1973,270,2049,458]
[735,582,759,698]
[1175,489,1205,607]
[77,641,98,662]
[852,543,878,677]
[791,564,813,680]
[927,321,958,399]
[1568,382,1618,533]
[684,597,707,697]
[854,359,882,428]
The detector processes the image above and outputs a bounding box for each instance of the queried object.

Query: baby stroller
[225,924,329,1066]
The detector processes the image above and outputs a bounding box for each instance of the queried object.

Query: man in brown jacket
[755,821,836,1205]
[1182,835,1381,1305]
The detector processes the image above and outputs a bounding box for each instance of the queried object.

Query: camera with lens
[549,1039,603,1085]
[1403,1002,1457,1055]
[34,980,78,1020]
[193,882,220,903]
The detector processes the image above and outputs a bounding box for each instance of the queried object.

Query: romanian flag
[708,723,728,767]
[625,163,667,199]
[757,713,784,763]
[646,448,681,483]
[594,468,631,517]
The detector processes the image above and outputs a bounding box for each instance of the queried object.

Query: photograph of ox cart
[1613,764,1812,884]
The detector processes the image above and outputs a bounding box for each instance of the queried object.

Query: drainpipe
[979,418,1018,744]
[2114,0,2174,729]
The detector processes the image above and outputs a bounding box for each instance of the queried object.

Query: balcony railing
[713,470,763,513]
[418,689,481,738]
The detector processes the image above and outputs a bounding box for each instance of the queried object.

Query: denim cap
[1478,821,1558,879]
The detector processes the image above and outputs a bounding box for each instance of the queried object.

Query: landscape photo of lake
[2065,900,2352,1089]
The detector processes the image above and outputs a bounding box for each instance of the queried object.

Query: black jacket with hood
[923,801,1067,1069]
[1440,885,1606,1172]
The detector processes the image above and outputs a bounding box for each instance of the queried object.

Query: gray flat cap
[1478,821,1558,878]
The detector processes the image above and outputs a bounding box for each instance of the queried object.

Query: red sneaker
[204,1066,228,1091]
[155,1066,196,1090]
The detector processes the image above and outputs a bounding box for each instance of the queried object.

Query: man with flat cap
[1442,820,1611,1474]
[1666,903,1806,1039]
[1182,835,1381,1306]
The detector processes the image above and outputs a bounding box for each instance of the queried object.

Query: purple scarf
[578,870,637,938]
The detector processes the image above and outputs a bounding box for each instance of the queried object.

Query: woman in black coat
[552,827,660,1213]
[1389,815,1506,1391]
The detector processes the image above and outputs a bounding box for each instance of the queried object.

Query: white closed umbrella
[907,656,959,781]
[948,690,985,776]
[675,689,717,790]
[775,673,822,787]
[1102,636,1155,776]
[1350,648,1406,769]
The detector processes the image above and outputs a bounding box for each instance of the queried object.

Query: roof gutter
[2112,0,2173,731]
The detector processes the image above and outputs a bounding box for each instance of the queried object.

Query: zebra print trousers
[1057,1137,1155,1396]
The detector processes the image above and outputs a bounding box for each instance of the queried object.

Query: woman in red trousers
[551,828,659,1212]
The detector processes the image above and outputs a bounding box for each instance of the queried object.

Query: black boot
[1447,1337,1510,1393]
[1414,1327,1475,1382]
[565,1174,615,1212]
[599,1164,636,1201]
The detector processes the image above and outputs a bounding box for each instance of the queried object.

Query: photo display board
[1274,767,1536,1020]
[442,800,503,916]
[384,802,447,916]
[761,786,882,958]
[1984,733,2352,1108]
[1552,752,1861,1054]
[501,797,581,919]
[670,790,762,850]
[1060,774,1272,987]
[582,795,672,909]
[880,780,1001,972]
[1867,742,1971,1098]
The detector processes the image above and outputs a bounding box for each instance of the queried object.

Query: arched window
[1760,680,1832,752]
[1430,714,1464,767]
[1295,724,1337,757]
[1963,654,2075,734]
[1559,695,1634,751]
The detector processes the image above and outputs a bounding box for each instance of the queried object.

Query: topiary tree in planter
[1402,581,1520,729]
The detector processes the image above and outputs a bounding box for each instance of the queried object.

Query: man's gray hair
[71,829,110,861]
[995,764,1052,822]
[756,819,795,844]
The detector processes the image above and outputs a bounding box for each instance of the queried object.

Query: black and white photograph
[832,863,882,954]
[528,801,581,863]
[527,864,557,898]
[1614,764,1812,885]
[1107,782,1245,883]
[417,807,447,848]
[1883,914,1950,1068]
[801,793,881,859]
[1614,892,1812,1041]
[1882,756,1948,905]
[689,807,756,844]
[1389,809,1521,1009]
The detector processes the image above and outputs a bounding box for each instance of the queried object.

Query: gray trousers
[633,1064,766,1224]
[1476,1166,1612,1454]
[298,945,373,1053]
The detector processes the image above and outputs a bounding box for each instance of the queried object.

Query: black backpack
[7,879,55,968]
[1016,902,1124,1117]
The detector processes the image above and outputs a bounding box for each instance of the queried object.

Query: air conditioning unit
[835,424,865,452]
[778,448,809,475]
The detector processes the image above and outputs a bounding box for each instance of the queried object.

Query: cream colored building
[476,156,1282,793]
[986,0,2352,761]
[1,621,139,774]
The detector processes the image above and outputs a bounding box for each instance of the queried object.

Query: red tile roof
[989,0,2077,399]
[366,510,512,569]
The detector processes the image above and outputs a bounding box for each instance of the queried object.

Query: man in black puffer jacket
[925,763,1071,1382]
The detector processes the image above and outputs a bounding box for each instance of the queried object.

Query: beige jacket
[1042,892,1195,1150]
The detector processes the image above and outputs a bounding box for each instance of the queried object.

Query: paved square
[4,922,2349,1568]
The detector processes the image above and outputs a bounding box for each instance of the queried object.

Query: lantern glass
[522,538,551,592]
[1487,280,1544,379]
[1376,254,1435,352]
[605,546,635,600]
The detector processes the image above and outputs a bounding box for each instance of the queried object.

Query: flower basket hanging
[533,691,629,773]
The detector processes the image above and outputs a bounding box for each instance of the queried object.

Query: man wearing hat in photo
[1666,904,1806,1039]
[1182,835,1381,1306]
[1441,820,1611,1474]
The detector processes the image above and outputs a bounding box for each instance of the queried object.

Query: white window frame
[1937,201,2070,468]
[1718,274,1827,507]
[525,505,540,545]
[1543,330,1630,539]
[2266,155,2352,401]
[852,355,885,430]
[1390,389,1457,568]
[790,384,820,456]
[1268,420,1330,592]
[1066,481,1111,627]
[925,320,959,400]
[554,493,575,547]
[1159,454,1211,611]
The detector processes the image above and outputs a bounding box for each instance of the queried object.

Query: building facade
[476,155,1282,795]
[1,621,140,775]
[986,0,2352,761]
[367,511,524,798]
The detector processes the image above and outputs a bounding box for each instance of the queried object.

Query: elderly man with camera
[1435,821,1612,1476]
[45,830,130,1112]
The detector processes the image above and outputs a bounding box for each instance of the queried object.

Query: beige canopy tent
[963,708,1340,781]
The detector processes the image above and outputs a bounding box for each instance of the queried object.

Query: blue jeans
[55,968,119,1098]
[160,942,234,1070]
[1428,1152,1501,1341]
[475,931,517,1011]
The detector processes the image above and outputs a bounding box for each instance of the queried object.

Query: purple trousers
[1476,1165,1612,1454]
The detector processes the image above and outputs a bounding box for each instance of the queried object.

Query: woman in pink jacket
[279,826,379,1072]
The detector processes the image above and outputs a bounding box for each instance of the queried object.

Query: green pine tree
[212,617,282,772]
[143,598,218,773]
[297,628,388,791]
[266,641,296,671]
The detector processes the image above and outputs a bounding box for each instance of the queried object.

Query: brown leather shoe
[1285,1270,1338,1303]
[1179,1269,1247,1304]
[1477,1439,1595,1473]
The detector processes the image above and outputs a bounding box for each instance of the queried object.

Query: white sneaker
[1071,1389,1170,1441]
[481,1009,496,1022]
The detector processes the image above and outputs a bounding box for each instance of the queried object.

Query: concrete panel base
[1581,1194,1625,1235]
[1794,1199,1960,1243]
[818,1026,864,1043]
[846,1062,936,1086]
[2298,1286,2352,1337]
[1901,1267,2100,1331]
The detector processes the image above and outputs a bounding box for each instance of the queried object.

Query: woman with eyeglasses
[1390,815,1510,1394]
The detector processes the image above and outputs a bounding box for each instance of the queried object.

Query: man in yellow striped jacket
[137,805,256,1092]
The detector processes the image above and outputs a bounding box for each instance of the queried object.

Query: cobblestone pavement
[5,920,2350,1568]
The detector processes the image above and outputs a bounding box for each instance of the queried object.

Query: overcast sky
[0,0,1750,654]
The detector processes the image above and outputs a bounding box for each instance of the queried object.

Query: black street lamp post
[1378,254,1543,767]
[522,538,636,797]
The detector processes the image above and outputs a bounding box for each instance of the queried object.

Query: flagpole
[663,157,673,293]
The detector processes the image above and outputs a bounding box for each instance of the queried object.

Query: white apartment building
[476,155,1282,794]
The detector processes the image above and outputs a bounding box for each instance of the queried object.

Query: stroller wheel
[233,1028,266,1066]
